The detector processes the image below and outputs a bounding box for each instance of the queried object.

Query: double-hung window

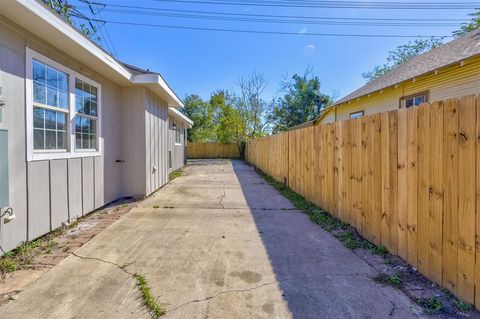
[32,60,69,151]
[75,79,98,150]
[27,48,101,161]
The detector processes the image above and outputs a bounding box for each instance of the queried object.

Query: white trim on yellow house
[1,0,183,108]
[319,54,480,124]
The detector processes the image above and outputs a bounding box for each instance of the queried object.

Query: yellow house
[315,30,480,125]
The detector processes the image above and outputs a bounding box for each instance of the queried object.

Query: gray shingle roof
[334,29,480,105]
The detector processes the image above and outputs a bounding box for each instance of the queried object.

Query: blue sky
[73,0,473,101]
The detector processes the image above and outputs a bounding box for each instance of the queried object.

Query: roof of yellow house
[334,29,480,106]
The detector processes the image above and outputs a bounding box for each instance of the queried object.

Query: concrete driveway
[0,160,425,318]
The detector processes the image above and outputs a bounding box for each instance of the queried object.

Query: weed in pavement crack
[70,252,165,318]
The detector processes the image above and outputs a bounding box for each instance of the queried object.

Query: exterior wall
[320,56,480,124]
[0,17,126,251]
[168,116,186,172]
[120,87,146,197]
[144,90,169,196]
[0,17,175,252]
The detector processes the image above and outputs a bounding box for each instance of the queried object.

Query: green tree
[236,71,270,139]
[270,69,332,133]
[362,37,444,82]
[454,9,480,37]
[212,92,244,145]
[42,0,99,40]
[181,94,216,142]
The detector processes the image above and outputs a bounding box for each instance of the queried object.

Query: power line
[142,0,480,9]
[76,0,118,56]
[83,3,469,22]
[74,16,452,38]
[85,6,461,27]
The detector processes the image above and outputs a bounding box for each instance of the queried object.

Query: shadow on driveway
[231,160,425,319]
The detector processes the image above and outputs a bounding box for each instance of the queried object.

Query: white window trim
[26,48,102,161]
[350,110,365,119]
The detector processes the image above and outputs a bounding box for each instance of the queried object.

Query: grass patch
[452,299,473,312]
[374,273,403,288]
[134,273,165,318]
[419,297,444,314]
[0,258,18,275]
[153,205,160,209]
[169,169,183,181]
[257,169,387,255]
[0,216,83,276]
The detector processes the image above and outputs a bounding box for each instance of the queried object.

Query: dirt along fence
[245,94,480,310]
[187,143,240,159]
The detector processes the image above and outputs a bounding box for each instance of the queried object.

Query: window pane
[33,107,44,128]
[33,61,45,83]
[45,110,56,130]
[57,112,66,131]
[57,131,66,149]
[90,101,97,117]
[406,98,414,108]
[83,83,91,100]
[90,120,96,134]
[46,66,57,88]
[33,82,46,104]
[415,96,424,106]
[46,86,58,107]
[83,99,91,115]
[58,91,68,109]
[82,134,90,149]
[82,117,90,133]
[75,117,82,133]
[89,134,96,150]
[34,129,44,150]
[76,97,84,113]
[75,80,83,97]
[91,86,97,101]
[76,133,82,149]
[58,71,68,91]
[45,130,56,149]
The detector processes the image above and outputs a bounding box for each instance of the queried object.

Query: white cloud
[298,27,308,35]
[304,44,316,56]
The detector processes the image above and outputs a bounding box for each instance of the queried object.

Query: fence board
[407,107,418,267]
[476,96,480,308]
[417,103,430,276]
[429,101,444,285]
[457,95,476,304]
[443,98,459,293]
[398,109,408,261]
[187,143,240,159]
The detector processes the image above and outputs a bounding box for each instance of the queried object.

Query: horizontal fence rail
[245,94,480,310]
[187,143,240,159]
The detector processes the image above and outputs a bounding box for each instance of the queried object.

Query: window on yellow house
[350,110,364,119]
[401,91,428,108]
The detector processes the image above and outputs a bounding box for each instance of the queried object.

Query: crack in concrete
[166,281,277,313]
[218,184,226,209]
[167,272,371,313]
[388,300,397,316]
[70,252,135,276]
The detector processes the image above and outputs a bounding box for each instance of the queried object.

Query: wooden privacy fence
[187,143,240,159]
[245,94,480,309]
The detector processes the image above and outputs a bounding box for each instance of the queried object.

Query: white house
[0,0,193,253]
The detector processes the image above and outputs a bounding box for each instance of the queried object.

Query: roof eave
[168,107,193,127]
[132,74,184,108]
[1,0,132,85]
[1,0,183,106]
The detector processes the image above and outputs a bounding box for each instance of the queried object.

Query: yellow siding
[320,56,480,124]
